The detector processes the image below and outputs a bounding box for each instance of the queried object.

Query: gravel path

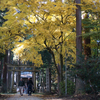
[0,92,73,100]
[5,93,44,100]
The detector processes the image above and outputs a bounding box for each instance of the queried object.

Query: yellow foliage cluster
[0,0,99,67]
[81,0,100,12]
[0,0,76,66]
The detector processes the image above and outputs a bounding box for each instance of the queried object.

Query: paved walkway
[5,92,44,100]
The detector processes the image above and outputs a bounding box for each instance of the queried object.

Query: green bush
[59,81,65,95]
[67,79,75,95]
[59,79,75,95]
[71,55,100,95]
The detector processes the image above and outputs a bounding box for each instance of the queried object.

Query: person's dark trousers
[28,85,32,95]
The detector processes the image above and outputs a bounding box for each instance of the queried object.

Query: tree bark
[2,50,8,93]
[0,58,3,86]
[75,0,85,94]
[60,54,63,82]
[58,64,61,95]
[45,42,63,95]
[7,50,12,92]
[47,48,61,95]
[76,0,82,61]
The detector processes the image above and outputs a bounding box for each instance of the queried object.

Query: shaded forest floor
[0,94,13,100]
[0,93,100,100]
[34,93,100,100]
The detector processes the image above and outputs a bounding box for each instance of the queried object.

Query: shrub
[59,79,75,95]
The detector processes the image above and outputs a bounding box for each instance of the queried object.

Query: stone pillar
[17,69,20,85]
[36,73,38,90]
[41,72,44,93]
[18,59,21,86]
[16,72,18,86]
[11,69,14,92]
[39,71,42,93]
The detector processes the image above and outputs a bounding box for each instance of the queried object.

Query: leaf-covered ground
[0,93,100,100]
[0,94,13,100]
[35,94,100,100]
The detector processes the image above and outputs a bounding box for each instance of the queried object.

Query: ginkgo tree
[0,0,77,95]
[1,0,100,95]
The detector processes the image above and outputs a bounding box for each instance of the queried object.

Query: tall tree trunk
[45,39,62,95]
[76,0,82,60]
[7,50,12,92]
[47,48,61,95]
[59,53,64,95]
[60,54,63,82]
[0,59,2,93]
[2,50,8,93]
[0,58,3,86]
[58,64,61,95]
[75,0,85,94]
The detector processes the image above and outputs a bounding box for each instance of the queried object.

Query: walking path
[0,92,73,100]
[5,92,44,100]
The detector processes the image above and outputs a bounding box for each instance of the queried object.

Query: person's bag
[17,88,19,92]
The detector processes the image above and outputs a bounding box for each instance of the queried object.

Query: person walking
[27,77,33,96]
[24,83,28,94]
[18,78,25,96]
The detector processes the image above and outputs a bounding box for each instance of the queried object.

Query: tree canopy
[0,0,77,67]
